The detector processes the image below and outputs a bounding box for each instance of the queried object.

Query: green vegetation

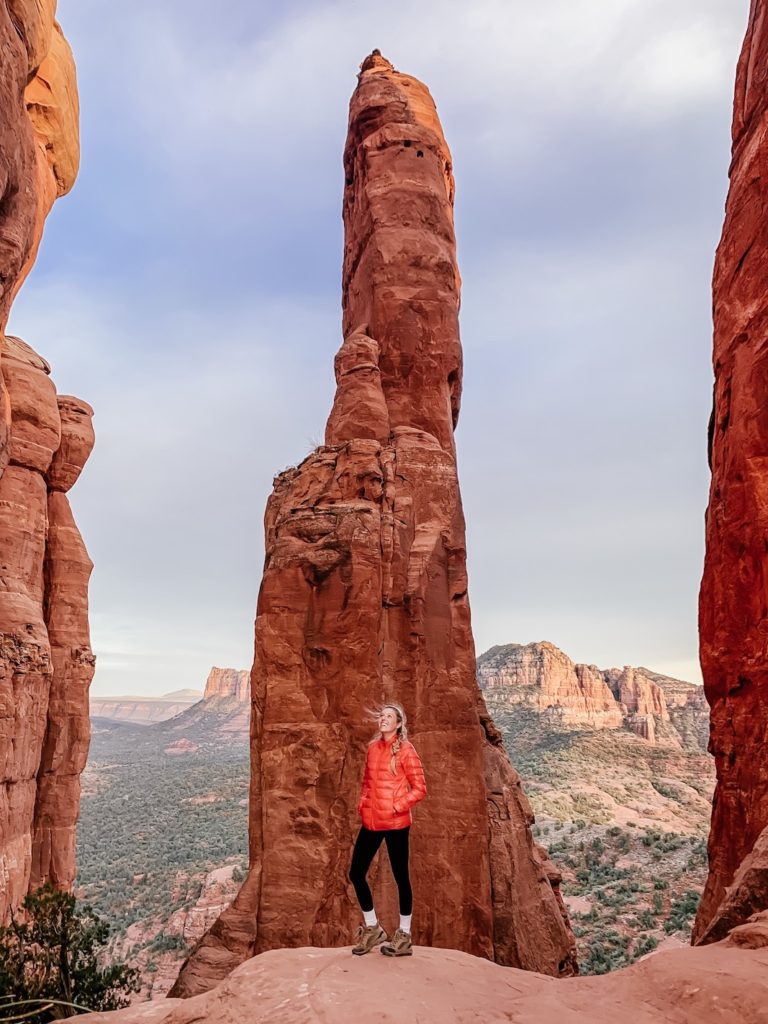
[0,884,139,1021]
[147,932,186,953]
[581,929,631,975]
[75,719,249,990]
[484,695,713,976]
[558,822,708,972]
[77,722,249,934]
[664,891,701,934]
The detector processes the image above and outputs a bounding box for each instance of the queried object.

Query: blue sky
[11,0,747,695]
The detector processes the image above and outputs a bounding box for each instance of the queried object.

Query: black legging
[349,826,412,915]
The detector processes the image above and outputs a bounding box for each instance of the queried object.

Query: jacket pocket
[393,781,409,813]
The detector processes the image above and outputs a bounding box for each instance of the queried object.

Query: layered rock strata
[89,697,200,726]
[0,5,89,920]
[202,667,249,702]
[171,52,575,997]
[694,0,768,940]
[477,642,708,748]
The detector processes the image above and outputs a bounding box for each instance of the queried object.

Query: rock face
[171,52,575,997]
[202,668,249,702]
[695,825,768,947]
[694,0,768,941]
[0,6,89,921]
[477,642,708,748]
[81,938,768,1024]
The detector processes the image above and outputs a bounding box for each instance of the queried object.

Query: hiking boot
[352,922,388,955]
[380,928,413,957]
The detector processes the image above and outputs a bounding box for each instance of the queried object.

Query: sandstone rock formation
[170,52,575,997]
[82,937,768,1024]
[30,399,94,892]
[0,5,89,921]
[695,825,768,947]
[476,642,708,748]
[202,668,249,703]
[694,0,768,940]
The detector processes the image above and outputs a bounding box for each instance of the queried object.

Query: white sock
[399,914,412,934]
[363,909,377,927]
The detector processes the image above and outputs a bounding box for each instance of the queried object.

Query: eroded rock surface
[82,940,768,1024]
[171,52,575,997]
[694,0,768,940]
[0,4,89,920]
[696,827,768,947]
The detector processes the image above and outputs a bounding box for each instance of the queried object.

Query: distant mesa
[90,688,202,726]
[164,688,205,702]
[477,642,709,751]
[163,667,251,740]
[203,667,250,702]
[89,668,250,727]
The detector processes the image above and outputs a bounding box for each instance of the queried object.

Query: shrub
[148,931,185,953]
[0,884,139,1020]
[664,890,701,934]
[633,934,658,959]
[637,908,656,929]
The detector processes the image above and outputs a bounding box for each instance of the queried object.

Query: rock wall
[0,4,90,920]
[476,642,707,746]
[171,52,576,997]
[694,0,768,940]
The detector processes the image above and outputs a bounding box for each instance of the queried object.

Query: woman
[349,703,427,957]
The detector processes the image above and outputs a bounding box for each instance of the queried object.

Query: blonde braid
[390,733,401,775]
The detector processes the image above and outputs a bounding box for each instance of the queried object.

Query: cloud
[9,276,337,695]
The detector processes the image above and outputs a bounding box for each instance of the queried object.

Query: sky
[10,0,749,696]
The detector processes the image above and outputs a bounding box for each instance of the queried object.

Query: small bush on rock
[0,884,139,1020]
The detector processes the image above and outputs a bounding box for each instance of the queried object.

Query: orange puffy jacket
[357,734,427,831]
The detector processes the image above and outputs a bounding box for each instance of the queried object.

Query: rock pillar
[172,52,575,997]
[694,0,768,939]
[0,3,90,920]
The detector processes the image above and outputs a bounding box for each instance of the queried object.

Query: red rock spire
[171,56,575,997]
[0,3,92,922]
[694,0,768,939]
